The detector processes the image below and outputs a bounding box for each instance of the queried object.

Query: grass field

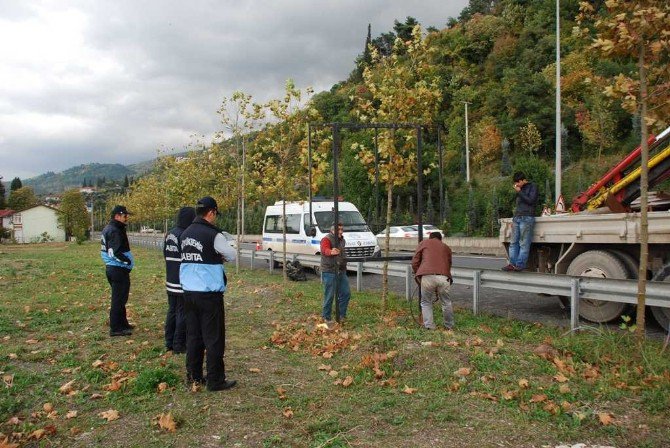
[1,242,669,447]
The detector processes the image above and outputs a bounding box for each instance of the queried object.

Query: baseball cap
[111,205,132,217]
[196,196,221,216]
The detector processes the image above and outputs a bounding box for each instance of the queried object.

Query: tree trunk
[381,185,393,310]
[635,43,648,341]
[282,199,287,282]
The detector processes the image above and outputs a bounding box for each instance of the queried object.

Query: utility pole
[555,0,562,205]
[464,101,471,183]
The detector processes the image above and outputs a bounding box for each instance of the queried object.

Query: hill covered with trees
[111,0,668,236]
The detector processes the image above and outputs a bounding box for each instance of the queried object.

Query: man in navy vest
[101,205,135,337]
[180,196,237,391]
[163,206,196,353]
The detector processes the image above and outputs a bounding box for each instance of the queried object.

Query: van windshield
[314,211,369,233]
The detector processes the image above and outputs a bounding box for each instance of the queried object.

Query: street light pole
[555,0,562,205]
[464,101,471,183]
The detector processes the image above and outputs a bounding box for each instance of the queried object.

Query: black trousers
[165,292,186,351]
[105,266,131,332]
[184,292,226,388]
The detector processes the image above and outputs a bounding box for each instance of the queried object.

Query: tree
[0,176,6,209]
[217,91,264,273]
[578,0,670,339]
[7,186,38,211]
[10,177,22,191]
[253,80,316,281]
[58,189,90,242]
[354,25,442,308]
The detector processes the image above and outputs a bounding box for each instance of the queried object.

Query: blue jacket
[101,219,134,270]
[179,218,227,293]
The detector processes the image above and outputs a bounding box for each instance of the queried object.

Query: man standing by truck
[503,171,539,272]
[320,223,350,325]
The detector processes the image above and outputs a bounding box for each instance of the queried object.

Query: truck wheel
[566,250,628,323]
[650,265,670,332]
[313,266,321,277]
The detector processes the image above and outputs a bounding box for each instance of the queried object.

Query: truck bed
[499,211,670,245]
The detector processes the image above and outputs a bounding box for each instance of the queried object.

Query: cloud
[0,0,467,180]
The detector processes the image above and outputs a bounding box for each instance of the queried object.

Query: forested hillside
[112,0,669,236]
[23,163,136,195]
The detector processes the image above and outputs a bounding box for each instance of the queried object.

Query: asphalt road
[128,236,665,336]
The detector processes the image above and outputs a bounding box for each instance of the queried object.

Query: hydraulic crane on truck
[571,125,670,213]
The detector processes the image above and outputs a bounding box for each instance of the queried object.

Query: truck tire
[650,265,670,332]
[566,250,629,323]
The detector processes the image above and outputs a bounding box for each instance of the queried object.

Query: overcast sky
[0,0,468,180]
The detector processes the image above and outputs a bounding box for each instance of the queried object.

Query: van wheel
[650,265,670,332]
[566,250,628,323]
[313,266,321,277]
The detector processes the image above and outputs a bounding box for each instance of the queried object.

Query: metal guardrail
[114,233,670,331]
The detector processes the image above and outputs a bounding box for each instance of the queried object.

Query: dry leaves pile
[269,316,363,357]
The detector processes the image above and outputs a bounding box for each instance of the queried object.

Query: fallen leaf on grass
[59,380,75,394]
[501,390,517,400]
[341,376,353,387]
[157,382,168,393]
[0,438,19,448]
[282,408,294,419]
[103,381,121,392]
[421,341,438,347]
[402,385,417,394]
[25,339,39,344]
[7,416,21,425]
[248,368,261,373]
[155,412,177,432]
[598,412,615,426]
[8,353,17,360]
[3,374,14,388]
[543,401,560,414]
[322,352,333,359]
[43,403,54,412]
[91,360,104,368]
[328,370,338,377]
[317,364,332,371]
[553,373,569,383]
[276,386,287,399]
[98,409,120,422]
[66,411,78,419]
[90,393,104,400]
[454,367,471,377]
[559,384,571,394]
[530,394,548,403]
[446,341,460,347]
[518,379,529,389]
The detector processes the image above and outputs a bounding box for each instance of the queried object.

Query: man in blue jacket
[163,206,196,353]
[101,205,135,337]
[503,172,539,272]
[180,196,237,391]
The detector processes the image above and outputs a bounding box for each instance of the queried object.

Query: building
[11,205,66,243]
[0,209,15,241]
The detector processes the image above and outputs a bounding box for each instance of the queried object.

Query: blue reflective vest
[179,218,227,292]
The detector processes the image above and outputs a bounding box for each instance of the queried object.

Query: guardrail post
[405,265,412,301]
[472,271,481,315]
[356,262,363,292]
[250,249,255,269]
[269,251,274,273]
[570,278,580,332]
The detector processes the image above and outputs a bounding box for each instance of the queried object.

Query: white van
[262,200,380,268]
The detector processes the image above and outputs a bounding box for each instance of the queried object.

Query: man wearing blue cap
[180,196,237,391]
[101,205,135,337]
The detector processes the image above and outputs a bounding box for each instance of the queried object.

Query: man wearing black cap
[180,196,237,391]
[101,205,135,337]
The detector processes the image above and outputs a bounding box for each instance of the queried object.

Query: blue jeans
[508,215,535,269]
[321,272,351,321]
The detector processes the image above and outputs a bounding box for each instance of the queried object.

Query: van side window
[264,214,301,234]
[285,214,301,234]
[303,213,313,234]
[264,215,282,233]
